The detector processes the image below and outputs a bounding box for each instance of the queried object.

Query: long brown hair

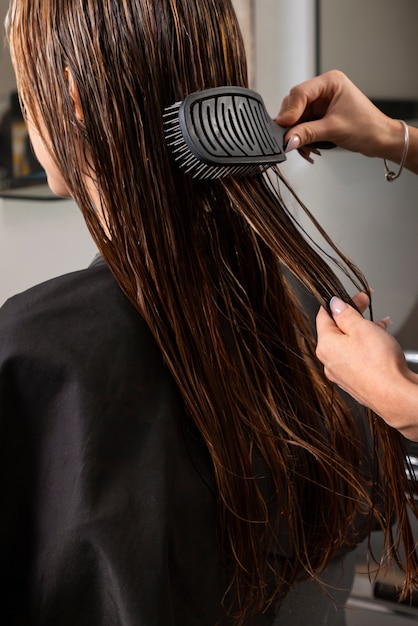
[7,0,418,621]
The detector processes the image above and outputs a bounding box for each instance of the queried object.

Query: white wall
[0,197,97,304]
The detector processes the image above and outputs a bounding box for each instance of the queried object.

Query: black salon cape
[0,258,357,626]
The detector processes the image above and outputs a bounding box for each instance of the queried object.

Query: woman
[277,70,418,440]
[2,5,417,625]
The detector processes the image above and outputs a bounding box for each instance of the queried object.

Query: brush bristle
[163,101,264,180]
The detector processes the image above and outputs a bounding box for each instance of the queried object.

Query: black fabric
[0,259,357,625]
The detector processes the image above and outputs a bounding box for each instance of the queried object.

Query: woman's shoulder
[0,257,155,370]
[1,258,130,332]
[2,256,117,318]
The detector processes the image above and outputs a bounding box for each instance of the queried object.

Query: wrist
[381,117,409,164]
[383,120,409,181]
[380,118,418,176]
[376,371,418,441]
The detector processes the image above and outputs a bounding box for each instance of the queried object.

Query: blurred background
[1,2,418,621]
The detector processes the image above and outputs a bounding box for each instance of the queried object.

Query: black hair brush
[163,86,334,180]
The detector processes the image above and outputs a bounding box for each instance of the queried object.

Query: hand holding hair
[316,292,418,440]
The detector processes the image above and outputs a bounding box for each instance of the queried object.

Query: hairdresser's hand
[316,293,418,440]
[276,70,408,165]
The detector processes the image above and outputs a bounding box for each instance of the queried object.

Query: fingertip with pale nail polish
[329,296,348,315]
[285,135,301,153]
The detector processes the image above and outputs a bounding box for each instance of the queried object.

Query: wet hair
[7,0,418,621]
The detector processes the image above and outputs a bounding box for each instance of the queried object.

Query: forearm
[372,369,418,441]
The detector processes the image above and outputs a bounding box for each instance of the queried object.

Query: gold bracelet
[383,120,409,182]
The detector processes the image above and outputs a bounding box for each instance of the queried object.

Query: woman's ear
[64,67,84,122]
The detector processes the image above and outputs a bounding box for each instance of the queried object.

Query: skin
[27,118,70,198]
[277,70,418,440]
